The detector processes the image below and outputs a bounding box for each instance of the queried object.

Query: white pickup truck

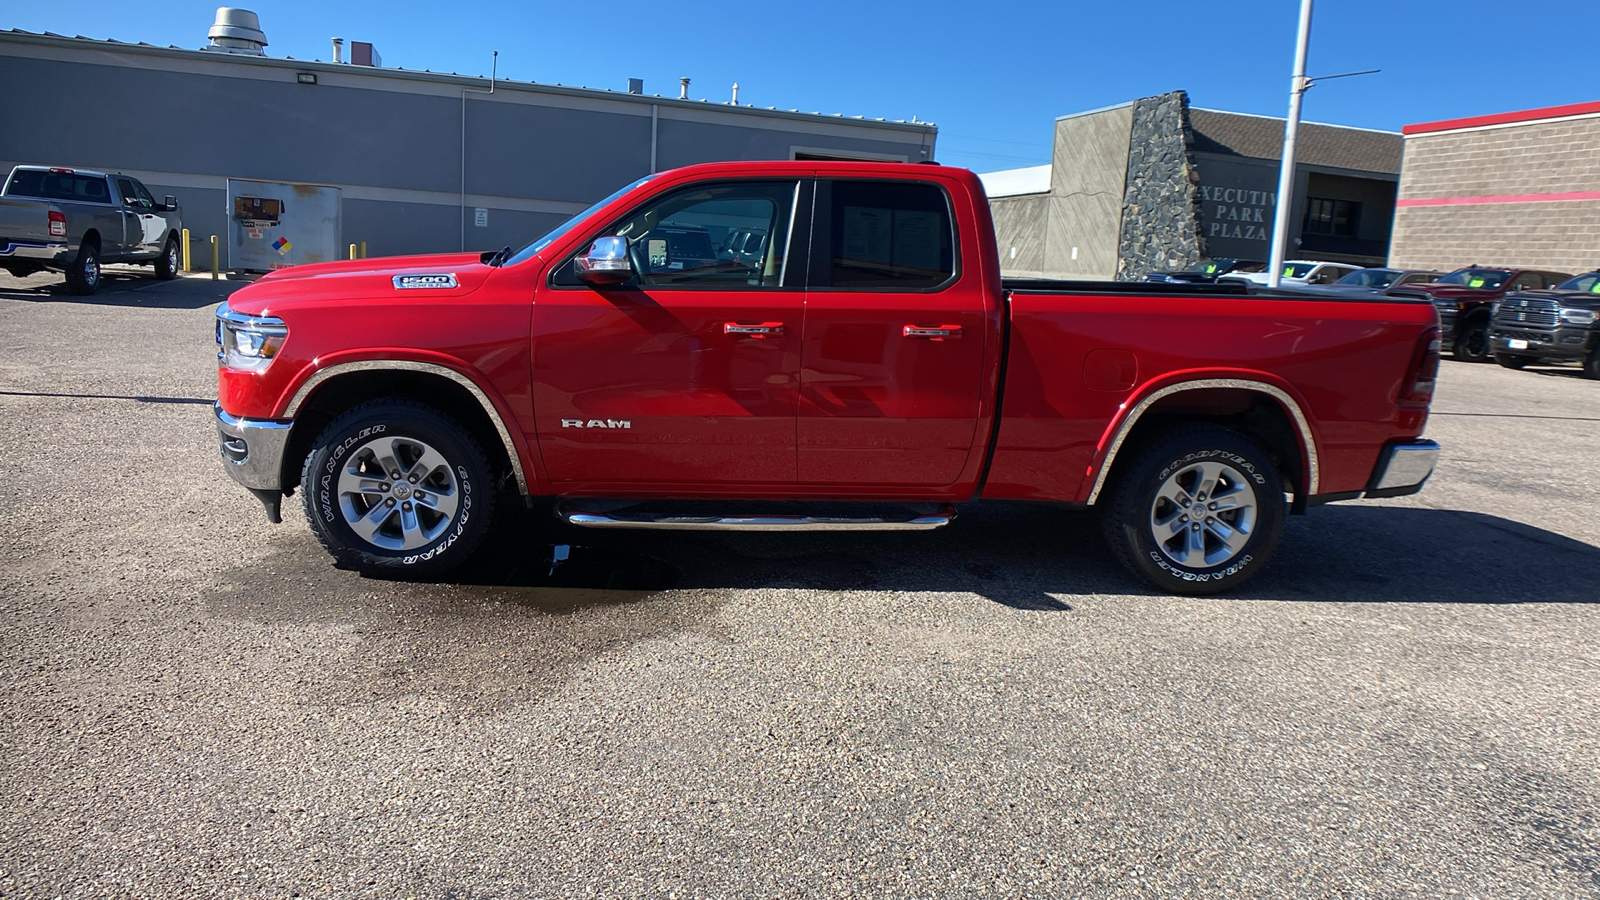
[0,165,184,294]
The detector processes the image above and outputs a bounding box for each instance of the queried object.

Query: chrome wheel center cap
[391,483,412,500]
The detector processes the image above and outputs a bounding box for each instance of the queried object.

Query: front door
[532,179,806,486]
[799,179,989,486]
[115,177,164,256]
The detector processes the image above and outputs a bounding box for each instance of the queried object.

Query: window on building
[1303,198,1361,236]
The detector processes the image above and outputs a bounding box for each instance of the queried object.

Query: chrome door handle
[903,325,962,339]
[725,322,783,336]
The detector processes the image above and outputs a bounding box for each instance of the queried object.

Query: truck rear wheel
[1101,425,1286,595]
[155,237,180,280]
[64,242,99,295]
[301,400,496,578]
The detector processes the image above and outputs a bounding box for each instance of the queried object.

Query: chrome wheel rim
[1148,459,1258,568]
[166,244,178,271]
[336,435,461,551]
[83,255,98,287]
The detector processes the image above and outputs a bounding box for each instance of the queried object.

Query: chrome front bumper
[215,403,292,492]
[1366,439,1440,498]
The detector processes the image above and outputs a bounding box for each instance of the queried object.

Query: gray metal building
[0,16,935,268]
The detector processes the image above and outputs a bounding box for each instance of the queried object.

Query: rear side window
[818,180,955,290]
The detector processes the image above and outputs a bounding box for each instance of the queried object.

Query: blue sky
[11,1,1596,172]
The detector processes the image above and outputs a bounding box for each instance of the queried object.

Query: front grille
[1494,329,1548,343]
[1494,297,1560,327]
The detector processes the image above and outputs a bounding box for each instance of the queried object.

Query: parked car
[1390,267,1574,362]
[214,160,1442,596]
[1309,267,1444,296]
[1490,271,1600,377]
[1144,258,1265,284]
[1222,260,1362,287]
[0,165,183,294]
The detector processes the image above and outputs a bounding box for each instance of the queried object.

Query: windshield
[503,174,659,267]
[1437,268,1510,290]
[1557,273,1600,293]
[1336,268,1400,288]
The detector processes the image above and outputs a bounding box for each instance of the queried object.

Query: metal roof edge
[0,28,938,134]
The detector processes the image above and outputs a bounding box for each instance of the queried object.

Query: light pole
[1266,0,1314,290]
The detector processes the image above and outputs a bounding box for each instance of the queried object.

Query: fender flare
[1084,377,1320,505]
[284,360,532,495]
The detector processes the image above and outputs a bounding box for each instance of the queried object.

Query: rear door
[798,177,989,486]
[532,178,807,486]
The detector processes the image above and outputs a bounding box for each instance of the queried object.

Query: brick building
[1389,100,1600,273]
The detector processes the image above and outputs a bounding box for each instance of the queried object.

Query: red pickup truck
[214,161,1441,595]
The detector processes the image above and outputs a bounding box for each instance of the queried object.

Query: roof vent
[205,7,267,55]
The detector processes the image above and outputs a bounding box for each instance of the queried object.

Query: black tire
[154,236,180,280]
[64,241,100,295]
[1100,425,1286,596]
[1494,353,1534,370]
[1584,344,1600,381]
[1452,320,1491,363]
[301,400,496,578]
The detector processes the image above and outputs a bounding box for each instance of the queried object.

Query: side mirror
[164,195,177,211]
[574,236,634,286]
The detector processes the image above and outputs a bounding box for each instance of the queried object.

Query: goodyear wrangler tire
[301,400,495,578]
[1101,425,1286,596]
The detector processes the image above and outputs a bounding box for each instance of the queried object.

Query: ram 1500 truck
[214,161,1443,595]
[1390,266,1572,363]
[1490,270,1600,377]
[1,165,184,294]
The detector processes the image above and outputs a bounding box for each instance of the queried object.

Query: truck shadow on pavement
[0,271,245,309]
[448,501,1598,609]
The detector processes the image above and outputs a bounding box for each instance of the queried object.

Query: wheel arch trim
[284,360,531,494]
[1084,378,1319,505]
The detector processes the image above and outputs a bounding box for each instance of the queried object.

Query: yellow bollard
[360,241,367,259]
[349,243,357,260]
[210,235,219,281]
[181,229,191,272]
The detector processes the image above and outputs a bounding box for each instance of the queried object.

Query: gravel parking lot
[2,269,1597,898]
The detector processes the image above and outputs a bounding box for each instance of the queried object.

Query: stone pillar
[1115,91,1205,280]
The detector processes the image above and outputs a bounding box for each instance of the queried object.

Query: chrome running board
[558,503,957,532]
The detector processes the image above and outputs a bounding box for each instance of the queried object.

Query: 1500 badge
[393,274,458,289]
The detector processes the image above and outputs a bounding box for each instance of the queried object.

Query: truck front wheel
[1453,320,1491,363]
[301,400,496,578]
[155,237,180,280]
[1101,426,1286,595]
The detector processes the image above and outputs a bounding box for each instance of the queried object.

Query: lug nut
[378,484,389,492]
[1179,515,1188,524]
[386,498,395,507]
[391,470,401,478]
[402,501,412,511]
[1208,502,1216,510]
[408,475,418,484]
[1191,523,1201,532]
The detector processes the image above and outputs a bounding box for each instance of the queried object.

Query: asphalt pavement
[1,268,1597,897]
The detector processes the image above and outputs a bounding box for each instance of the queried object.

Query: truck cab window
[818,180,955,290]
[560,180,800,289]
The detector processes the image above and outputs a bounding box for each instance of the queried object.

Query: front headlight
[215,301,288,372]
[1560,308,1597,326]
